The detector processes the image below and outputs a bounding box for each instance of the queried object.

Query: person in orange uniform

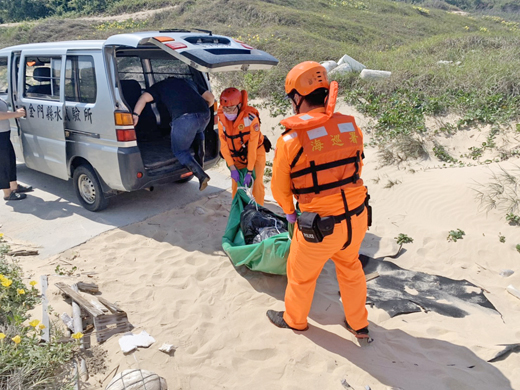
[218,88,266,206]
[266,61,371,340]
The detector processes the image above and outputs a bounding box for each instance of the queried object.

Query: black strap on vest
[331,190,367,250]
[290,151,362,196]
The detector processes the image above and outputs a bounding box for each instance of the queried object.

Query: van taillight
[165,42,188,50]
[114,112,134,126]
[116,129,136,142]
[234,39,254,50]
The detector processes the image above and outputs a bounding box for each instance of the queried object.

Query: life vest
[280,81,364,205]
[218,90,264,164]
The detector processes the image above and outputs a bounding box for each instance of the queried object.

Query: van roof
[0,40,105,54]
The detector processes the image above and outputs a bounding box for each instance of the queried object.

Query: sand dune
[19,102,520,390]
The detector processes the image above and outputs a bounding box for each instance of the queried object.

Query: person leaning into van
[0,100,32,201]
[217,88,268,206]
[266,62,372,340]
[132,77,215,191]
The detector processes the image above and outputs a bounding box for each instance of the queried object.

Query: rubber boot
[193,137,205,169]
[183,158,210,191]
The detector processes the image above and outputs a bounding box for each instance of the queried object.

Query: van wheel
[175,174,194,183]
[73,165,109,212]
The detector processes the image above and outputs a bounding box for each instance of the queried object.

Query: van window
[0,58,7,94]
[150,58,192,83]
[117,56,145,89]
[65,55,97,103]
[24,57,61,100]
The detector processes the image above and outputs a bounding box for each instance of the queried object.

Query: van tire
[73,165,109,212]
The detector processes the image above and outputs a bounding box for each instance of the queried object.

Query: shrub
[0,234,77,389]
[447,228,465,242]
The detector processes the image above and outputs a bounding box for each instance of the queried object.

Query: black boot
[183,158,210,191]
[193,137,205,169]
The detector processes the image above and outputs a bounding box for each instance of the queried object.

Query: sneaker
[266,310,308,331]
[16,184,33,193]
[344,319,371,340]
[4,192,27,201]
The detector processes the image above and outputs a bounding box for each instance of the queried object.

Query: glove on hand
[286,212,298,224]
[230,169,240,182]
[244,172,253,186]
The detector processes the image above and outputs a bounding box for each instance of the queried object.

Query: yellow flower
[12,335,21,344]
[0,333,5,340]
[30,281,37,287]
[29,320,40,328]
[71,332,84,340]
[1,279,12,287]
[17,289,25,295]
[0,233,4,238]
[38,324,46,330]
[0,274,5,282]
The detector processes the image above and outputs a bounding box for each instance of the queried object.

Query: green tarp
[221,170,292,275]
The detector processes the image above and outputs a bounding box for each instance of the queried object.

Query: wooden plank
[40,275,50,342]
[365,272,380,282]
[7,249,39,256]
[77,282,99,294]
[98,297,124,313]
[55,282,104,317]
[88,297,109,313]
[94,313,132,343]
[72,284,88,381]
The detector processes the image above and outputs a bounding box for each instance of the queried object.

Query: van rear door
[103,31,279,72]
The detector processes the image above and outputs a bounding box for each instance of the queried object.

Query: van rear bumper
[117,146,219,191]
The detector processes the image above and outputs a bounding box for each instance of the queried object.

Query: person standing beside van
[218,88,266,206]
[267,62,371,340]
[0,100,32,201]
[132,77,215,191]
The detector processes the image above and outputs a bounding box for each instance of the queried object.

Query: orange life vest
[280,81,364,205]
[217,90,264,165]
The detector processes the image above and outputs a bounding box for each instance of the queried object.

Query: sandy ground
[6,100,520,390]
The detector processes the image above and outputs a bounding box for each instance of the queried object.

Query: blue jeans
[170,111,210,167]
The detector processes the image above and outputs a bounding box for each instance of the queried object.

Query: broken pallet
[55,282,132,343]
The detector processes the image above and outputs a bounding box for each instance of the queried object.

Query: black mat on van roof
[360,255,498,318]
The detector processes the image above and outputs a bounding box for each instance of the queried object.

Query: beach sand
[18,101,520,390]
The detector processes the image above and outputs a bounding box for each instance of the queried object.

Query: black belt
[333,202,365,224]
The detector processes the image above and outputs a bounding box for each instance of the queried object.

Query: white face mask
[224,112,238,121]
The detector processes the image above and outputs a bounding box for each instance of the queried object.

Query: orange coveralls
[271,83,369,331]
[218,91,266,205]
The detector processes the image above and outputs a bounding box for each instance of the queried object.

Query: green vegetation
[0,234,77,389]
[1,0,519,161]
[499,233,506,242]
[506,212,520,225]
[447,228,466,241]
[516,244,520,253]
[473,165,520,214]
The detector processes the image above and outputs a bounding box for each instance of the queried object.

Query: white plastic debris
[118,331,156,353]
[106,369,167,390]
[159,343,177,354]
[321,60,338,72]
[499,269,514,277]
[337,54,366,72]
[60,312,75,332]
[437,60,453,65]
[359,69,392,80]
[506,285,520,300]
[329,63,353,75]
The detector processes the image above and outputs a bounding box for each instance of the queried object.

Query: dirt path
[0,5,177,28]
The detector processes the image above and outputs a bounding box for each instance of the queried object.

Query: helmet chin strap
[291,94,304,114]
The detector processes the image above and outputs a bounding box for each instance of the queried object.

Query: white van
[0,30,278,211]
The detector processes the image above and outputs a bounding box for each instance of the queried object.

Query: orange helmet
[220,88,241,107]
[285,61,329,96]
